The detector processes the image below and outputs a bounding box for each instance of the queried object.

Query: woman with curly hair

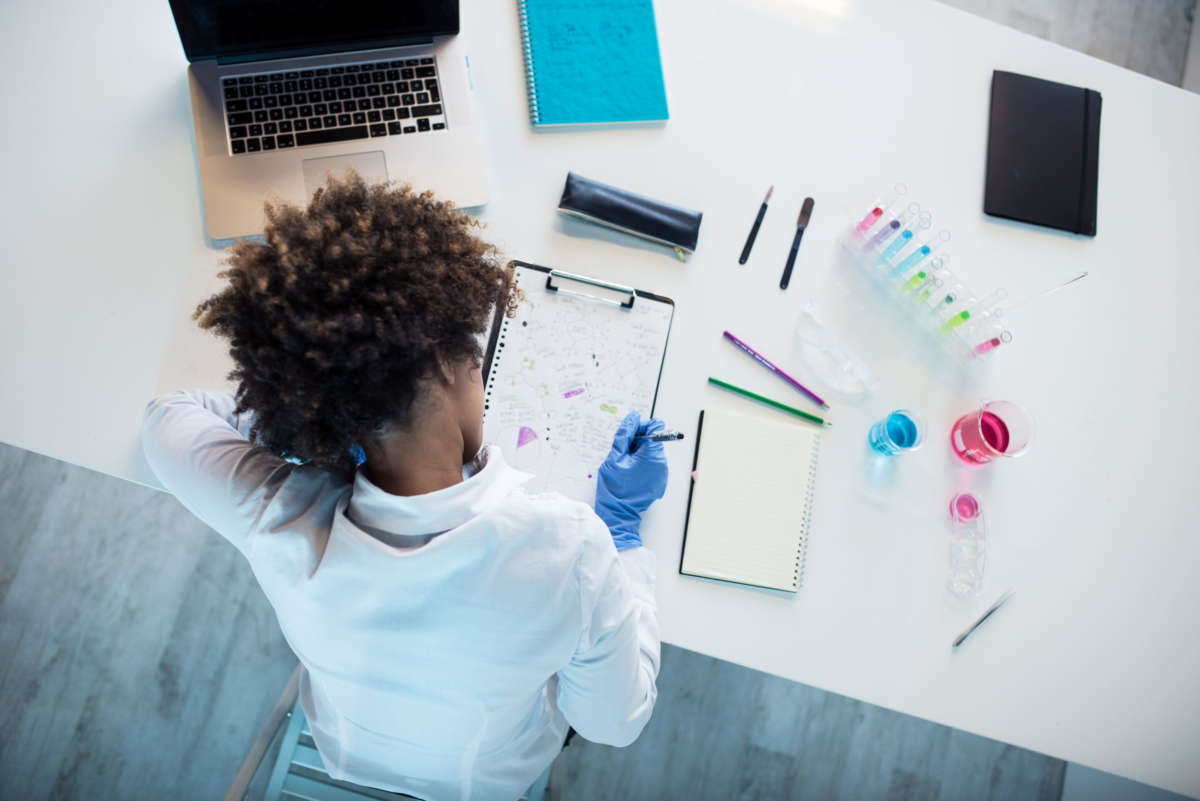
[141,173,667,801]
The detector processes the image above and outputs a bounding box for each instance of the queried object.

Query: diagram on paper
[482,272,672,505]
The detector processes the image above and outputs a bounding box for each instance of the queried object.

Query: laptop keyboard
[221,58,446,155]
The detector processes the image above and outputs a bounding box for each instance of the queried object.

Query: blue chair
[224,663,560,801]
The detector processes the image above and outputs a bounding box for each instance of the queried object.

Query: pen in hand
[630,429,684,452]
[632,430,685,443]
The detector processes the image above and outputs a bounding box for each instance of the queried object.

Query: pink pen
[722,330,829,409]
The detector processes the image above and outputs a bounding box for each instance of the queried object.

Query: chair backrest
[229,663,556,801]
[263,697,425,801]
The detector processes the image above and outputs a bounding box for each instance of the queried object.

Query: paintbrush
[780,196,815,290]
[738,185,773,264]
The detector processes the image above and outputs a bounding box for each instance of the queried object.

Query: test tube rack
[839,184,1012,362]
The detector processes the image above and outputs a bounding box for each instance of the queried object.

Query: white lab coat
[141,390,659,801]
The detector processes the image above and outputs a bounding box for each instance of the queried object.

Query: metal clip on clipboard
[545,270,636,310]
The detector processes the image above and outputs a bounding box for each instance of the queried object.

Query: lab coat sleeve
[556,512,660,747]
[140,389,296,553]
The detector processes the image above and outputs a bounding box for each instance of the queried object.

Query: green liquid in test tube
[942,310,970,331]
[902,271,927,292]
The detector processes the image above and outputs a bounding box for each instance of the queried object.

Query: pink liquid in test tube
[972,330,1012,356]
[969,335,998,354]
[855,207,883,234]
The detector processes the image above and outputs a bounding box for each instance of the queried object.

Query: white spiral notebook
[680,408,821,593]
[481,261,674,503]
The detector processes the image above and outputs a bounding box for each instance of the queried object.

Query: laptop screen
[169,0,459,62]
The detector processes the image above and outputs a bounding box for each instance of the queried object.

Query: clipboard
[481,260,675,503]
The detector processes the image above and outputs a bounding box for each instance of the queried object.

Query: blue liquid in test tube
[889,245,931,278]
[879,230,912,263]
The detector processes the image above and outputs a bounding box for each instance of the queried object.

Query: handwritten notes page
[482,267,673,504]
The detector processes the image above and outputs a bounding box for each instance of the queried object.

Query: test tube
[889,230,950,279]
[959,304,1000,339]
[972,329,1013,356]
[933,276,976,320]
[855,207,884,235]
[967,288,1008,321]
[941,310,971,331]
[930,291,959,319]
[901,270,928,293]
[878,212,931,265]
[855,183,907,234]
[878,229,913,264]
[862,219,899,252]
[928,282,964,315]
[914,256,947,299]
[862,203,920,252]
[916,276,944,302]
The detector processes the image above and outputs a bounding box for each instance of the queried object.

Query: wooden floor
[0,443,297,800]
[559,646,1064,801]
[0,441,1067,800]
[935,0,1195,88]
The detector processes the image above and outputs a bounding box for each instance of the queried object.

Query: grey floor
[0,442,1068,801]
[935,0,1195,88]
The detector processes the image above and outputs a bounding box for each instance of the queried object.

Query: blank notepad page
[680,408,821,592]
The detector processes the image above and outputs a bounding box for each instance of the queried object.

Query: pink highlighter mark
[562,387,585,399]
[516,426,538,448]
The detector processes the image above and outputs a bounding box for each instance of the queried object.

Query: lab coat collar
[345,444,532,541]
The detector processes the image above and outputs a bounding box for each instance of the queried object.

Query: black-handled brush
[738,185,773,264]
[780,196,814,290]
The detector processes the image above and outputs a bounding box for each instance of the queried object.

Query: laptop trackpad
[302,151,389,196]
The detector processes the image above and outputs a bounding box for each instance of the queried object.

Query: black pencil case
[558,172,703,260]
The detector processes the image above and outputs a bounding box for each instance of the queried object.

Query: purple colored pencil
[722,330,830,409]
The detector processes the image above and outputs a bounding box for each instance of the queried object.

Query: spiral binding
[516,0,540,125]
[794,432,821,590]
[484,320,506,420]
[484,272,520,421]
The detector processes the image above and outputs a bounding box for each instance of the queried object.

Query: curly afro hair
[193,172,520,479]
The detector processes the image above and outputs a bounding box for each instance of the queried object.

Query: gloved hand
[594,411,669,551]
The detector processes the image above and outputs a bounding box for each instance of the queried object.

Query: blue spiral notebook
[517,0,670,127]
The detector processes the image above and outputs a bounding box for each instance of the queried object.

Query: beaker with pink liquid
[950,400,1033,464]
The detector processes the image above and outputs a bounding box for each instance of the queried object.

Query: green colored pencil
[708,377,831,427]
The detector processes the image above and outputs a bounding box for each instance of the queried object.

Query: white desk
[3,0,1199,795]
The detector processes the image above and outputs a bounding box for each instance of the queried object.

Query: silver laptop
[169,0,488,240]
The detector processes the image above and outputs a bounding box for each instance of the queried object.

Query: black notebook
[983,70,1101,236]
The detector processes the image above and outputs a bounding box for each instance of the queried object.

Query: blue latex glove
[594,411,669,551]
